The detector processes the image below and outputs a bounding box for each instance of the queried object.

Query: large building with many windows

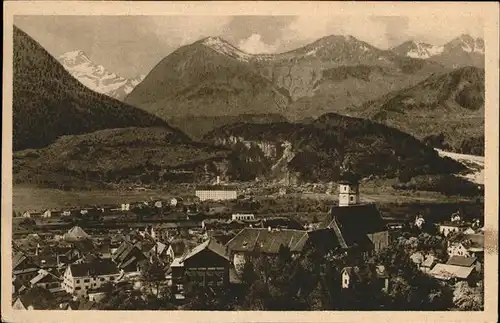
[195,185,238,201]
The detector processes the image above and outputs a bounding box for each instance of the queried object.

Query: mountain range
[12,25,483,189]
[389,35,484,68]
[58,50,145,100]
[124,34,484,124]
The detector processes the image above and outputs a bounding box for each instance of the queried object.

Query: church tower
[338,173,360,207]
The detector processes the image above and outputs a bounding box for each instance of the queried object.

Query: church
[318,173,389,262]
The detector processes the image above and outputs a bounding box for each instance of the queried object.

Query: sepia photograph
[2,2,498,323]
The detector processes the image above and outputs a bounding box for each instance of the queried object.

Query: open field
[13,181,478,214]
[12,184,193,213]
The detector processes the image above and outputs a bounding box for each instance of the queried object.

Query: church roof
[338,172,361,185]
[182,238,229,262]
[319,203,386,249]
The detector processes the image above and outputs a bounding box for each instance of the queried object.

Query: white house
[154,200,163,208]
[341,267,360,289]
[121,204,130,211]
[438,211,471,237]
[447,234,484,259]
[62,260,120,298]
[61,210,72,217]
[170,198,178,207]
[22,211,42,218]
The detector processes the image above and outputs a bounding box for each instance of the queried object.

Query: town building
[319,174,389,262]
[428,263,476,282]
[112,240,148,273]
[62,259,120,298]
[29,268,62,292]
[22,211,42,218]
[231,213,255,221]
[341,265,389,293]
[447,233,484,260]
[63,226,91,242]
[226,228,309,272]
[13,252,40,287]
[195,185,238,201]
[170,238,230,300]
[438,211,472,237]
[446,255,481,273]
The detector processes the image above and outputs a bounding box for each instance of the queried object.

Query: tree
[141,257,167,300]
[19,286,56,309]
[453,281,484,311]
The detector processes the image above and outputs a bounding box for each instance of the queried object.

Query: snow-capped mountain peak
[58,50,145,100]
[58,50,92,66]
[390,40,444,59]
[201,36,254,62]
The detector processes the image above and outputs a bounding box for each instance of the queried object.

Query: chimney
[216,176,220,185]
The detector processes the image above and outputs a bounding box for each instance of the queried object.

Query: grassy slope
[13,127,231,189]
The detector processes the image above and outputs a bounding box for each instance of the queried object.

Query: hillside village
[12,175,484,310]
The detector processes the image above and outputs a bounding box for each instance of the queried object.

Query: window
[84,279,90,283]
[75,287,81,290]
[76,279,80,284]
[110,277,115,281]
[100,278,105,282]
[350,196,354,202]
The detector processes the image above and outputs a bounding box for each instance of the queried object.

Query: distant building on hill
[195,185,238,201]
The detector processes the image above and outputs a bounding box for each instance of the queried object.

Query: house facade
[170,238,230,300]
[62,259,120,298]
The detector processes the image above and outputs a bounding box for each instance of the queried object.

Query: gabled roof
[182,238,229,262]
[446,255,477,267]
[64,226,90,241]
[421,255,437,268]
[226,228,308,254]
[341,266,362,281]
[30,269,61,285]
[148,242,167,257]
[429,263,475,280]
[13,252,38,270]
[69,259,119,277]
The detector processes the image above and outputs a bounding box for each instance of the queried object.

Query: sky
[14,15,484,79]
